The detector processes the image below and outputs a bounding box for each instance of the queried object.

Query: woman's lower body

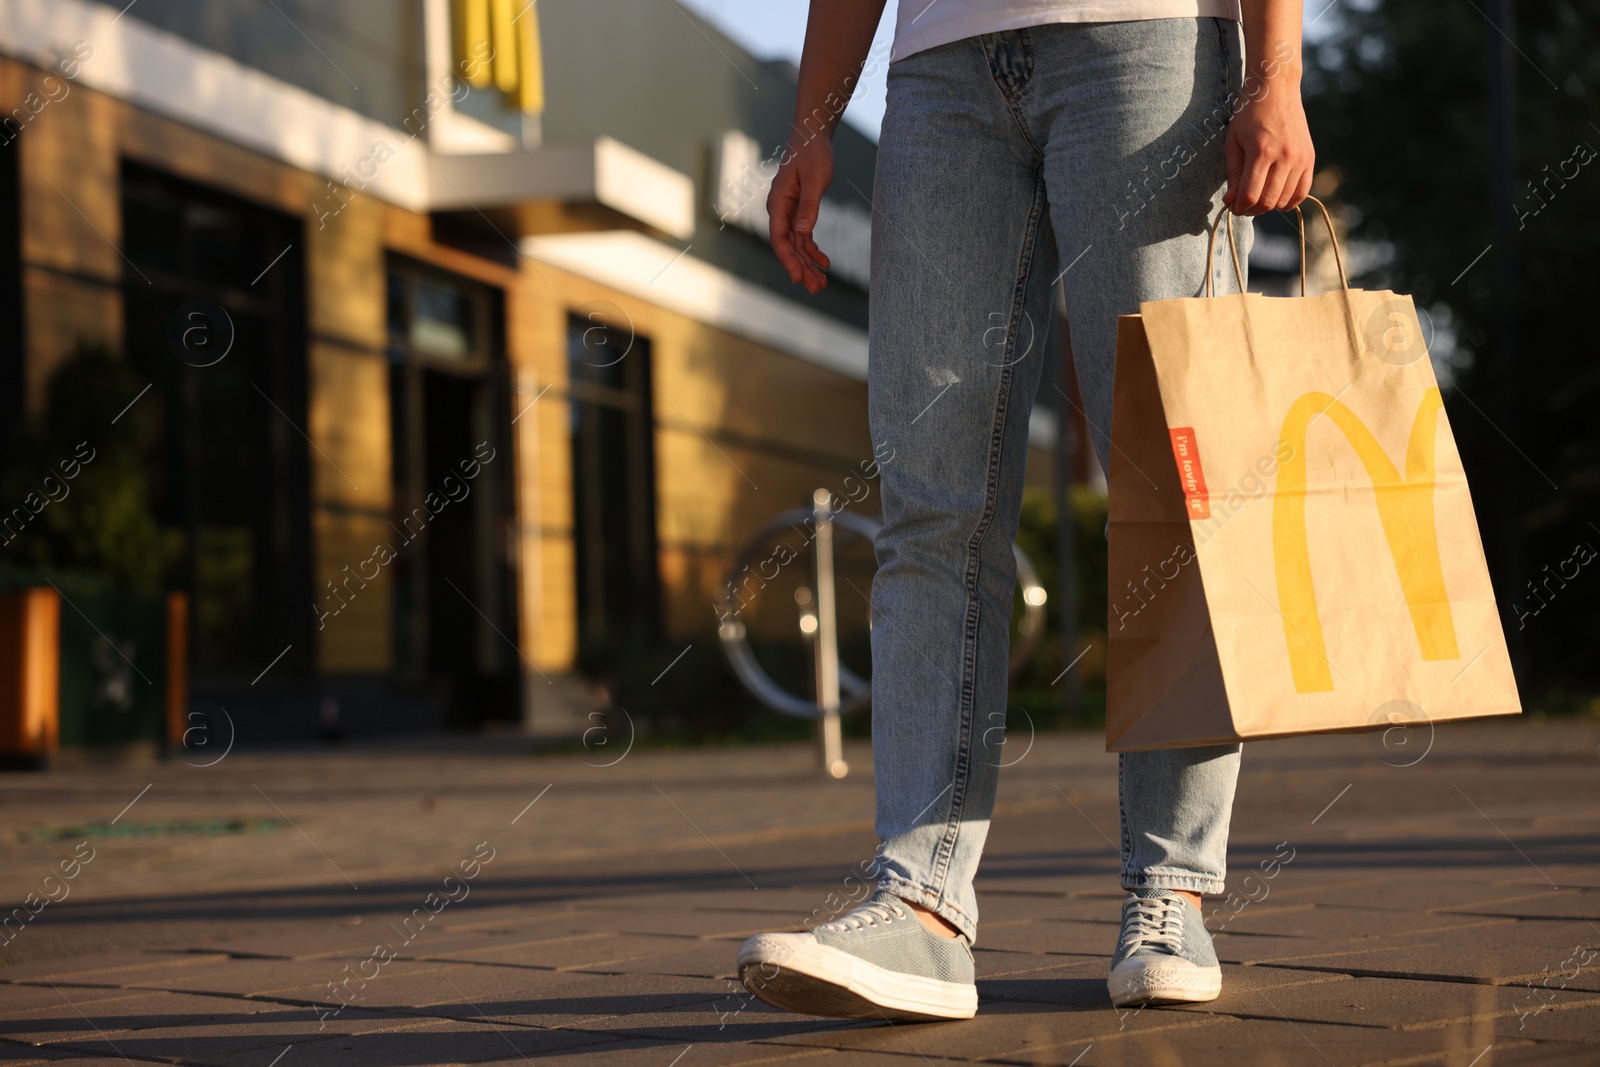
[867,16,1254,945]
[738,17,1256,1021]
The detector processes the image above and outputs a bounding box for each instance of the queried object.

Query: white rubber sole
[737,933,978,1021]
[1107,957,1223,1007]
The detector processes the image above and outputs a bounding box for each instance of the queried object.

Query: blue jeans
[867,18,1252,944]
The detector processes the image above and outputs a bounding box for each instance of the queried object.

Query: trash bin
[0,587,188,766]
[0,588,61,765]
[56,590,168,750]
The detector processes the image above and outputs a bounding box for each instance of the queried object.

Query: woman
[739,0,1314,1020]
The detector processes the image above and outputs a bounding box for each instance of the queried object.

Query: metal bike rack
[717,489,1049,778]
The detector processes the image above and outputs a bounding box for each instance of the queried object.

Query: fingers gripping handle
[1203,195,1349,298]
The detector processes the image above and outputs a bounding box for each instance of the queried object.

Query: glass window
[566,313,659,658]
[409,278,477,361]
[119,162,310,678]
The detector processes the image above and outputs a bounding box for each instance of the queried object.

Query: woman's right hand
[768,137,835,295]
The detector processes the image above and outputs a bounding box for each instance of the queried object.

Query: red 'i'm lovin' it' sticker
[1168,428,1209,520]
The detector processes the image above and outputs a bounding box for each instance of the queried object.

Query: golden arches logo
[453,0,544,113]
[1273,388,1460,692]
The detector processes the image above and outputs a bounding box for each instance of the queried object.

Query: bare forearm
[791,0,888,145]
[1239,0,1303,93]
[1227,0,1314,213]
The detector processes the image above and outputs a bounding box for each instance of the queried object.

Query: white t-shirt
[891,0,1243,62]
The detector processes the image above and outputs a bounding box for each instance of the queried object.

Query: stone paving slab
[7,999,438,1060]
[411,972,743,1031]
[761,998,1235,1060]
[571,890,852,919]
[2,717,1599,1064]
[481,1040,840,1067]
[974,951,1107,983]
[972,957,1107,998]
[407,931,687,972]
[559,996,856,1046]
[0,991,278,1046]
[1501,869,1600,891]
[526,937,746,979]
[974,919,1114,957]
[1236,922,1600,990]
[180,912,612,963]
[0,953,232,986]
[1250,879,1578,916]
[962,894,1125,925]
[1065,1017,1490,1067]
[407,932,629,967]
[192,1016,619,1067]
[1487,1043,1600,1066]
[557,908,795,941]
[1215,904,1513,950]
[1229,972,1596,1032]
[128,957,468,998]
[0,983,159,1020]
[1441,891,1600,922]
[1494,999,1600,1044]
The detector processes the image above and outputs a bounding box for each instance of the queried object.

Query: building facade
[0,0,1067,738]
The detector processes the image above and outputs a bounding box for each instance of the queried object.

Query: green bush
[0,343,160,594]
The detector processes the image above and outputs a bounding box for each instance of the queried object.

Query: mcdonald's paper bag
[1104,233,1520,751]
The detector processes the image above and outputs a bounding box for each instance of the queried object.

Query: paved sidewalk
[1,715,1598,1066]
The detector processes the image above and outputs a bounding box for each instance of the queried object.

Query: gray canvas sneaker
[737,890,978,1020]
[1107,889,1222,1007]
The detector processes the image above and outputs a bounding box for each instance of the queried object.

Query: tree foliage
[1,344,161,593]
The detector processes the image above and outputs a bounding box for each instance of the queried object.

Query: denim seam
[923,168,1049,908]
[1212,18,1226,95]
[1209,17,1235,297]
[977,34,1044,162]
[1213,18,1233,116]
[1117,752,1132,862]
[1121,869,1227,894]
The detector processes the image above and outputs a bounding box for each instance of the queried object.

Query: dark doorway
[120,162,311,680]
[386,258,516,724]
[567,312,659,667]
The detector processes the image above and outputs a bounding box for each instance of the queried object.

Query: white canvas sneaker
[737,890,978,1021]
[1107,889,1223,1007]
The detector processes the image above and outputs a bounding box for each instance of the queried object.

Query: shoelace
[1119,895,1185,954]
[819,897,908,933]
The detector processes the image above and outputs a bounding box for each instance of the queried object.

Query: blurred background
[0,0,1594,766]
